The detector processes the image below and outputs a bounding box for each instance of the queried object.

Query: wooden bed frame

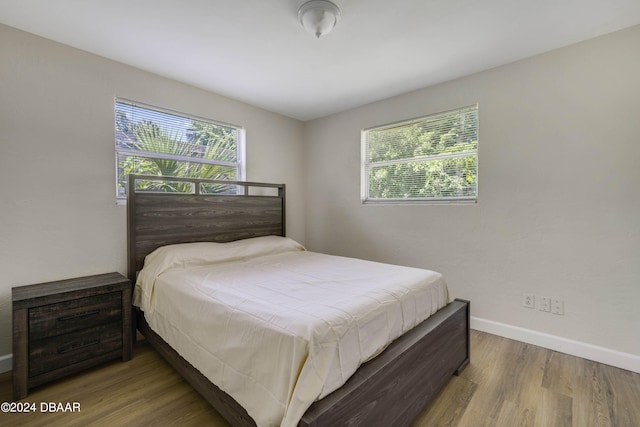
[127,174,470,427]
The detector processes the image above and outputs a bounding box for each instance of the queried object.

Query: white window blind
[362,105,478,203]
[114,99,244,199]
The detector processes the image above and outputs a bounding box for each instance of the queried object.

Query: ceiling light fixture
[298,0,341,39]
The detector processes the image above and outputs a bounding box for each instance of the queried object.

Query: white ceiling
[1,0,639,121]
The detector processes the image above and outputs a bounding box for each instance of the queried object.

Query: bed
[127,175,470,427]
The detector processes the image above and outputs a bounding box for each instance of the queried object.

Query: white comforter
[133,236,448,427]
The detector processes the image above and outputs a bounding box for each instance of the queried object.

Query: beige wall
[303,26,640,360]
[0,24,305,357]
[2,22,639,369]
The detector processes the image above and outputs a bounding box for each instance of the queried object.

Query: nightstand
[12,272,132,400]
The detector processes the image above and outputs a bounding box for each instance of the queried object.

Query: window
[114,99,244,200]
[362,105,478,203]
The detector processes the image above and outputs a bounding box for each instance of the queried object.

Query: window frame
[361,105,479,205]
[114,98,245,202]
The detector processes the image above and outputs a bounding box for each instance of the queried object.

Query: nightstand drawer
[29,322,123,377]
[29,292,122,340]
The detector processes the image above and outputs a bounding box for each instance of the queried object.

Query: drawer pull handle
[57,310,100,322]
[57,339,100,354]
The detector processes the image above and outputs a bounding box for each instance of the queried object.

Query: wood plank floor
[1,330,638,426]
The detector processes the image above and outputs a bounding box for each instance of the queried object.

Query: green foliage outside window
[115,101,242,198]
[364,106,478,202]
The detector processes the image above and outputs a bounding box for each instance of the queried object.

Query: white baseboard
[471,316,640,374]
[0,353,11,374]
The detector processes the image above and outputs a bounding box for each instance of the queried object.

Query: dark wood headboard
[126,174,285,283]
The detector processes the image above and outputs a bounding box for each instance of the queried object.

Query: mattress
[133,236,449,427]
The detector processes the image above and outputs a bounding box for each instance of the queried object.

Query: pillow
[134,236,305,311]
[144,235,305,276]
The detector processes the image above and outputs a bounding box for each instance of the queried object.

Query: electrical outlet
[523,293,535,309]
[539,296,551,312]
[552,298,564,315]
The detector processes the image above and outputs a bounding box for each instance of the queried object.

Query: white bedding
[133,236,449,427]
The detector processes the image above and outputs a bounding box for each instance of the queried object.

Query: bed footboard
[299,299,470,427]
